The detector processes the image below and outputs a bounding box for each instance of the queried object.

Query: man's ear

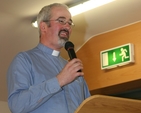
[39,22,47,32]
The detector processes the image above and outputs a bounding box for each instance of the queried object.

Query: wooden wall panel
[77,22,141,94]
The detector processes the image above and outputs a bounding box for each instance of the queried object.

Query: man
[7,3,90,113]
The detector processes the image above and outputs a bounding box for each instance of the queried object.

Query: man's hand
[57,58,84,87]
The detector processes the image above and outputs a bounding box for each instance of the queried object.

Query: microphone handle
[67,48,81,72]
[67,48,77,60]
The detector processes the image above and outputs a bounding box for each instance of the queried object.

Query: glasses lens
[57,18,75,27]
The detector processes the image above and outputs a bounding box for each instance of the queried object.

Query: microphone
[64,41,81,72]
[64,41,77,60]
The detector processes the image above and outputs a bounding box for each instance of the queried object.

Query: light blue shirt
[7,43,90,113]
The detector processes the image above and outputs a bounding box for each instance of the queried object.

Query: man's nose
[64,23,72,30]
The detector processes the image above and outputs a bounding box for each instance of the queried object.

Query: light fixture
[32,0,115,28]
[32,19,38,28]
[69,0,115,16]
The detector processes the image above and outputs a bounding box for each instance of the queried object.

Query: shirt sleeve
[83,79,91,98]
[7,53,62,113]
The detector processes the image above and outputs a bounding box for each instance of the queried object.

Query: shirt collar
[37,43,60,57]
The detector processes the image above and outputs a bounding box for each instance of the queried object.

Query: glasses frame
[43,17,75,27]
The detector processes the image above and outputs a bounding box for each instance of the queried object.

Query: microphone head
[64,41,74,51]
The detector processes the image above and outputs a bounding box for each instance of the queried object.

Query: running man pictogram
[119,48,129,61]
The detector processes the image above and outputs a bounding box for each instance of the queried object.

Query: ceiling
[0,0,141,101]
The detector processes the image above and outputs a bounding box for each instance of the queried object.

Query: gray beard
[58,37,69,48]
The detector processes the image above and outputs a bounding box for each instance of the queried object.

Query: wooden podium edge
[75,94,141,113]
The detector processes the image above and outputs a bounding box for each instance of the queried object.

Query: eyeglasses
[43,17,75,27]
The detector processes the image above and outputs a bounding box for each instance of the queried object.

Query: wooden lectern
[75,95,141,113]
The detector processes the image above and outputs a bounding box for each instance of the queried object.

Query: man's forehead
[51,6,71,18]
[57,16,72,21]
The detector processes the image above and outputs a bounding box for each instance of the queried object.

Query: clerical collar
[52,50,60,56]
[37,43,60,57]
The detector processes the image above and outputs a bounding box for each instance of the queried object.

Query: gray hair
[37,3,69,37]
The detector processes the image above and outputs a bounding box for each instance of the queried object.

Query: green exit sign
[100,43,134,70]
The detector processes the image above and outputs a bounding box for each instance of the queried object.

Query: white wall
[0,101,11,113]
